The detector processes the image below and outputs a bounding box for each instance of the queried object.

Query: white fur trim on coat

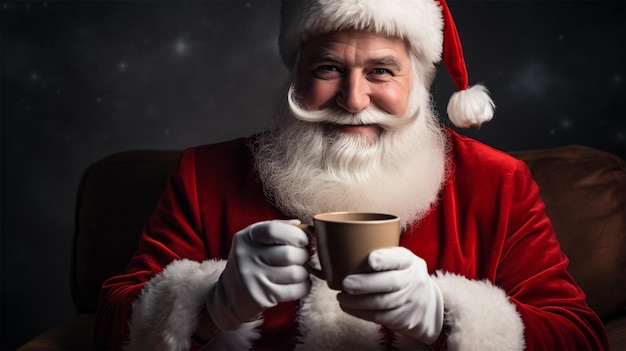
[297,273,524,351]
[126,260,524,350]
[432,271,525,351]
[296,275,383,351]
[126,259,261,351]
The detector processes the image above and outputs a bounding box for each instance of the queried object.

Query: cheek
[298,79,338,110]
[374,85,411,116]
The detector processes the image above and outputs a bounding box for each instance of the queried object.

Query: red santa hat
[279,0,495,128]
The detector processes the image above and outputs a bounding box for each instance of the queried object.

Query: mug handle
[295,223,326,280]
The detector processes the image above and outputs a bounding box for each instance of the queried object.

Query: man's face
[296,29,413,141]
[256,30,446,226]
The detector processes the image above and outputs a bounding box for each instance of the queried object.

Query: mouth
[324,123,383,137]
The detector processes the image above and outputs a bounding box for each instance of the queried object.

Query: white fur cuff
[127,259,261,351]
[433,272,525,351]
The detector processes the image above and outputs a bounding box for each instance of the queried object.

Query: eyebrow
[307,51,342,64]
[366,56,404,71]
[307,50,404,71]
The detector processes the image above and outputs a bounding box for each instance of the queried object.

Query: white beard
[253,81,449,229]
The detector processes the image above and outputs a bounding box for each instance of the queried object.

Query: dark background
[1,1,624,349]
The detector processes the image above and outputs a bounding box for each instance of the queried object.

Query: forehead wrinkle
[306,48,404,71]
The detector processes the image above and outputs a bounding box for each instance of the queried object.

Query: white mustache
[287,85,416,130]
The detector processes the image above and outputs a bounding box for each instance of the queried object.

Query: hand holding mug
[206,220,311,331]
[337,247,444,345]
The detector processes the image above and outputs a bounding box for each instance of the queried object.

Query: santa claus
[95,1,608,350]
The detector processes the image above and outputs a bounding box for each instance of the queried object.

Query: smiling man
[96,1,608,350]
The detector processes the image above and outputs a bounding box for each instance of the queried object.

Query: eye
[318,65,338,72]
[371,68,391,76]
[367,67,394,82]
[312,65,341,79]
[370,68,393,78]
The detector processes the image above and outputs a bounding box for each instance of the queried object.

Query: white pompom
[446,84,495,128]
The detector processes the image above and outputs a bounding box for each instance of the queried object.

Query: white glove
[206,220,311,330]
[337,247,444,344]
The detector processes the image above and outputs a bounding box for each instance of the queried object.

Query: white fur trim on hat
[278,0,496,128]
[279,0,444,69]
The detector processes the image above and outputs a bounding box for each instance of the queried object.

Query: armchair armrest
[17,314,96,351]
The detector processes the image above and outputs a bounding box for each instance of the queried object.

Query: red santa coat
[95,129,608,350]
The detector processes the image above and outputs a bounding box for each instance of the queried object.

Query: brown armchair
[18,145,625,350]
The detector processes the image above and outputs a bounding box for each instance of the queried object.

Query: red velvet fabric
[95,129,607,350]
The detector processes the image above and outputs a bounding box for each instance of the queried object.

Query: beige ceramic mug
[298,211,401,290]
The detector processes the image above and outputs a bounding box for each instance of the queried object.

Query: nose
[336,73,370,113]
